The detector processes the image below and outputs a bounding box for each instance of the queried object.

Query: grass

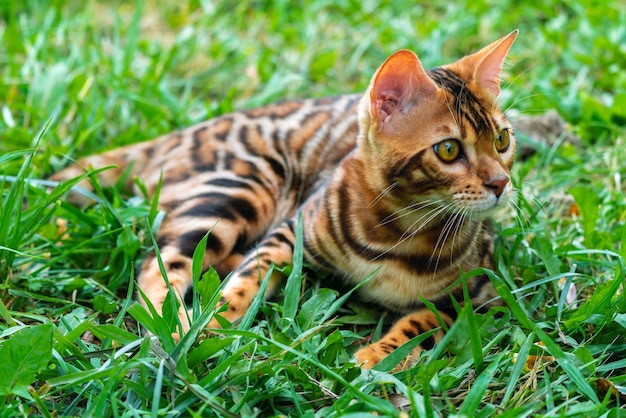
[1,0,626,415]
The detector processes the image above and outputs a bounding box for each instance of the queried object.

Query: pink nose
[485,176,509,198]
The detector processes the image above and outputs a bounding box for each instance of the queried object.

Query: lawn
[1,0,626,416]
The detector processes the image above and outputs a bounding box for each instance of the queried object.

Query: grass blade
[501,330,535,405]
[216,328,399,415]
[463,279,484,373]
[282,215,303,327]
[488,270,599,403]
[152,359,165,417]
[458,352,506,416]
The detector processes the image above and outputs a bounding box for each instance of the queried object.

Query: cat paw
[207,306,239,329]
[207,298,246,328]
[207,316,222,329]
[354,344,386,370]
[355,342,420,371]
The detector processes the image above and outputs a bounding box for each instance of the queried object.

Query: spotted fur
[53,31,519,369]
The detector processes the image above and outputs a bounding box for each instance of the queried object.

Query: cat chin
[454,194,512,219]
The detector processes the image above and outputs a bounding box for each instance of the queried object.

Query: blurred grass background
[2,0,625,170]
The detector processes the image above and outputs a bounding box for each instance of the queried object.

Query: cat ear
[470,30,519,99]
[369,49,439,130]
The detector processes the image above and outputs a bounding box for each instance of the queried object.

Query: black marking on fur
[178,230,223,259]
[186,192,258,223]
[205,177,254,190]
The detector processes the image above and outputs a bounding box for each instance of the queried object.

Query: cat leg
[209,218,297,326]
[138,247,194,333]
[355,274,499,370]
[354,309,454,370]
[138,217,255,335]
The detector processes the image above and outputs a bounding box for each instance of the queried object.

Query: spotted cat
[53,31,519,369]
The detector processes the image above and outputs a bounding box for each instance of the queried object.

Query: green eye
[434,139,461,162]
[495,129,511,152]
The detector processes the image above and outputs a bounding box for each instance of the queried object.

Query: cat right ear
[369,50,439,131]
[470,30,519,100]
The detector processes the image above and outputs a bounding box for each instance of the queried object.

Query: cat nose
[485,176,509,198]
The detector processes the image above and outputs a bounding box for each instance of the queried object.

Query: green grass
[1,0,626,416]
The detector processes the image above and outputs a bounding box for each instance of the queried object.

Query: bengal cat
[53,30,519,369]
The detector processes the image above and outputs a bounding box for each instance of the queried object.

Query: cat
[52,30,518,370]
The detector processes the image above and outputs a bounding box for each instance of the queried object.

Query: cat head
[358,31,518,219]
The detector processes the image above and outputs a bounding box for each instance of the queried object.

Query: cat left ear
[471,30,519,99]
[369,49,439,131]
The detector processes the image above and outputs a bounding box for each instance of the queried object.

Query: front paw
[354,344,386,370]
[207,316,223,329]
[207,300,243,329]
[355,342,420,371]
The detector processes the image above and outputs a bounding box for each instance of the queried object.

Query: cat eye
[433,139,461,162]
[495,129,511,153]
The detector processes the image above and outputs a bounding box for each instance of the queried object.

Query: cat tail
[50,140,158,206]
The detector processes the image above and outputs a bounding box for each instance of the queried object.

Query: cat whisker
[428,205,466,274]
[376,199,443,228]
[409,204,451,235]
[455,85,467,130]
[444,95,462,133]
[428,205,459,258]
[512,187,545,220]
[369,182,398,208]
[448,210,469,270]
[505,188,548,242]
[371,203,449,261]
[428,210,459,271]
[508,203,530,237]
[497,63,545,114]
[502,94,549,115]
[395,205,447,242]
[517,187,545,212]
[451,207,471,265]
[507,192,530,228]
